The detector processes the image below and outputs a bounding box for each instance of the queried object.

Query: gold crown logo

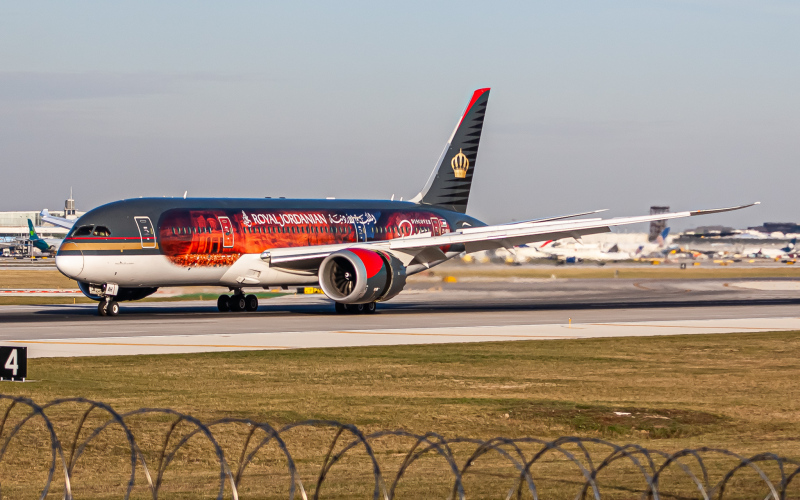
[450,149,469,179]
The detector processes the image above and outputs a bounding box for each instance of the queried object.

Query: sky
[1,1,798,231]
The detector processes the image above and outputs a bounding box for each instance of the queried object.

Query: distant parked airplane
[26,220,62,254]
[40,209,76,230]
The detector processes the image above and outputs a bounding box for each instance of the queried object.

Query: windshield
[71,225,93,237]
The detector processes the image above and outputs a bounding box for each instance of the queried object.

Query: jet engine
[318,249,407,304]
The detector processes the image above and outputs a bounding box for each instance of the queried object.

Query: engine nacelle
[318,249,407,304]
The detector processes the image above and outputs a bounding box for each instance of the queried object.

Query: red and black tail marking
[413,88,490,214]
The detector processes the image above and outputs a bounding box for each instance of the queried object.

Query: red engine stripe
[349,248,384,279]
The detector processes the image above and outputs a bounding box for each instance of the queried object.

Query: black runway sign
[0,346,26,381]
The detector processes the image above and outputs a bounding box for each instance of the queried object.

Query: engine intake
[318,249,406,304]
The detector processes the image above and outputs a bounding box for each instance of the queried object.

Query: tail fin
[411,88,490,214]
[656,227,670,246]
[27,219,40,240]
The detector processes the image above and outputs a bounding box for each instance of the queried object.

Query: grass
[1,331,799,498]
[0,269,78,289]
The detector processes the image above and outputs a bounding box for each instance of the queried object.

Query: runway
[2,278,799,358]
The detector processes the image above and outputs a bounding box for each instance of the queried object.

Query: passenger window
[73,225,93,237]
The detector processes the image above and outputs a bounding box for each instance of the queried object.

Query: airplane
[26,219,62,254]
[40,209,76,230]
[533,239,637,263]
[54,88,759,316]
[744,238,796,260]
[509,227,672,263]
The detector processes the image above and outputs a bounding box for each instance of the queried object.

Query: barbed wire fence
[0,395,798,499]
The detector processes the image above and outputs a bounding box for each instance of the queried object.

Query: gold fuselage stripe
[62,242,159,251]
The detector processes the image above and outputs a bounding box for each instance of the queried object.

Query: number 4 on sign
[5,349,17,376]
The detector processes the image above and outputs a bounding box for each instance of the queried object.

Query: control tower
[648,206,669,242]
[64,188,77,219]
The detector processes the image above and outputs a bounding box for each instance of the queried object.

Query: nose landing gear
[98,298,119,317]
[95,283,120,317]
[334,301,377,314]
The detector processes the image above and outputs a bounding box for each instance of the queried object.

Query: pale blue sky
[1,1,798,230]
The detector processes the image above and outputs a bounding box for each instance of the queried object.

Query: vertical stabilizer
[27,219,39,241]
[411,88,490,214]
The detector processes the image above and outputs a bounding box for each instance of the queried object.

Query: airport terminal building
[0,198,83,241]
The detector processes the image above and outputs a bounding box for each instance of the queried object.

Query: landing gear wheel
[107,300,120,316]
[365,302,377,314]
[245,294,258,312]
[335,302,346,314]
[354,303,365,314]
[97,301,108,317]
[229,294,246,312]
[217,295,230,312]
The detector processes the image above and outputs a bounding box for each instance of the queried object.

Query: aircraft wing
[262,202,759,270]
[40,209,76,230]
[499,209,608,226]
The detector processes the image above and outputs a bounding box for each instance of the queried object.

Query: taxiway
[2,278,798,357]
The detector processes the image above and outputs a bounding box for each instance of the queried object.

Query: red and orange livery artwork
[158,208,451,267]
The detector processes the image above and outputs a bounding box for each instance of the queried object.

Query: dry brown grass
[0,331,798,497]
[0,270,78,289]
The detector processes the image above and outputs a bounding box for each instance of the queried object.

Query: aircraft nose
[55,242,84,279]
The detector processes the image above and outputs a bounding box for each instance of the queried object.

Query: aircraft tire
[97,301,108,317]
[365,302,377,314]
[334,302,346,314]
[229,295,246,312]
[107,301,120,316]
[217,295,230,312]
[245,294,258,311]
[354,303,365,314]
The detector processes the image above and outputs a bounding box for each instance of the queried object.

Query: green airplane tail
[27,219,39,240]
[27,219,50,252]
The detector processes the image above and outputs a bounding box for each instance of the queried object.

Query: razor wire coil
[0,395,797,499]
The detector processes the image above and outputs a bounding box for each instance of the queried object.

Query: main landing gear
[334,302,377,314]
[217,292,259,312]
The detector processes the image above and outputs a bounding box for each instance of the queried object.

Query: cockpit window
[93,226,111,237]
[73,225,93,237]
